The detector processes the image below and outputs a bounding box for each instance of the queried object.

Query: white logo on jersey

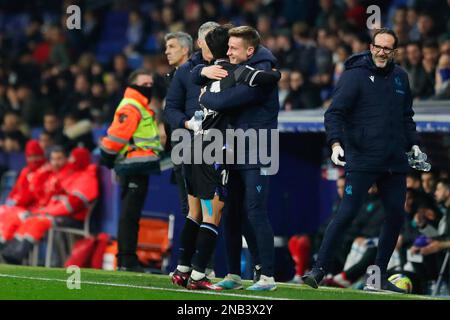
[369,75,375,83]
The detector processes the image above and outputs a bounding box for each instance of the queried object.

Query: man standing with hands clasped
[302,28,425,293]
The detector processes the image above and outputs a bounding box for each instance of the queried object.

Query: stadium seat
[136,211,175,273]
[29,200,98,267]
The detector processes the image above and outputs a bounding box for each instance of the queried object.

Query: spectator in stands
[62,73,92,120]
[278,70,291,108]
[124,10,145,56]
[417,11,438,42]
[0,111,27,148]
[351,32,371,54]
[283,70,322,110]
[315,0,344,29]
[47,25,71,71]
[89,81,107,126]
[273,29,297,71]
[6,83,41,127]
[394,43,407,67]
[81,10,100,52]
[407,172,422,190]
[112,54,132,87]
[409,194,449,293]
[433,53,450,99]
[2,132,26,153]
[42,110,64,146]
[38,131,55,156]
[422,171,437,195]
[405,41,434,99]
[61,113,96,152]
[422,40,440,81]
[1,147,98,264]
[103,73,123,123]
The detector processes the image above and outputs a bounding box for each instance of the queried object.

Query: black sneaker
[301,267,325,289]
[363,275,407,294]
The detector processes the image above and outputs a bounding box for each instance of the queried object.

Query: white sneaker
[247,275,277,291]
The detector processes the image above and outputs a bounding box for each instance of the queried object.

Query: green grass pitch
[0,264,446,300]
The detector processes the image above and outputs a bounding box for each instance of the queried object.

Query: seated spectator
[407,172,422,190]
[0,147,98,264]
[404,41,434,99]
[38,131,55,156]
[283,70,322,110]
[278,70,290,108]
[42,110,65,146]
[433,53,450,100]
[61,113,96,152]
[422,171,437,196]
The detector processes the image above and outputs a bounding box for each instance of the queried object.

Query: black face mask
[129,85,153,101]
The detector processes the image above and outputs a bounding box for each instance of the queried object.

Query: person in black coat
[302,28,422,294]
[198,26,280,291]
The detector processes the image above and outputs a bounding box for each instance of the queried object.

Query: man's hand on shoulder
[201,65,228,80]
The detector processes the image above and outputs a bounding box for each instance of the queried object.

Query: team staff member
[164,21,220,283]
[100,69,162,272]
[198,26,280,291]
[163,31,193,217]
[302,28,422,293]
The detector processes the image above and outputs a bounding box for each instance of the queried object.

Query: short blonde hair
[228,26,260,49]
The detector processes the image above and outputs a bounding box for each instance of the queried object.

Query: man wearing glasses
[302,28,422,293]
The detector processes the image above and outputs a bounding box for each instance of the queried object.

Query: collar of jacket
[123,87,150,111]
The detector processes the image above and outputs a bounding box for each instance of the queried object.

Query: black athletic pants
[316,171,406,275]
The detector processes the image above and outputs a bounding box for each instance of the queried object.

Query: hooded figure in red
[1,147,99,264]
[0,140,51,245]
[5,140,47,207]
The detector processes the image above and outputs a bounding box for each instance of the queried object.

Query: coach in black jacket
[302,28,422,294]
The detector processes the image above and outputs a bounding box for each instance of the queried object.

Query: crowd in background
[1,1,450,156]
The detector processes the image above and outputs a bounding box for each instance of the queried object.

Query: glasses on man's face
[372,44,395,55]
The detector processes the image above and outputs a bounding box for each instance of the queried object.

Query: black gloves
[233,65,281,87]
[100,149,116,169]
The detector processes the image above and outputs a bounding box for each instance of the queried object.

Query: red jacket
[7,164,52,209]
[33,164,99,221]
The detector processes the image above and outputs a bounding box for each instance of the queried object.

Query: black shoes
[301,267,325,289]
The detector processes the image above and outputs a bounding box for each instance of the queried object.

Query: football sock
[178,216,200,266]
[192,223,218,274]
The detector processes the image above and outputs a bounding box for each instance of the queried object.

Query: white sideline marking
[0,273,292,300]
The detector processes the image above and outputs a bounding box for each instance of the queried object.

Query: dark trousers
[316,171,406,275]
[117,174,149,267]
[224,168,273,277]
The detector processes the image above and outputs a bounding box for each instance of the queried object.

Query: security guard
[100,69,162,272]
[302,28,422,293]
